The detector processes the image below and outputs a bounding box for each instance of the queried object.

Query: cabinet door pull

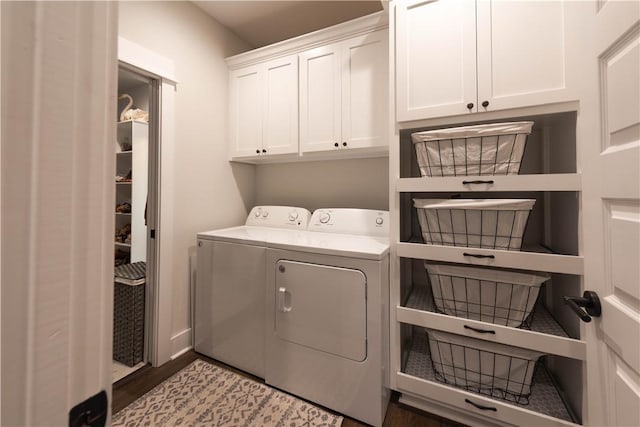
[464,325,496,334]
[462,180,494,185]
[256,149,260,154]
[466,102,474,110]
[465,399,497,412]
[334,142,339,147]
[482,100,490,108]
[463,252,495,259]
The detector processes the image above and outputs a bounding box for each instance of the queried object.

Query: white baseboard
[170,328,192,359]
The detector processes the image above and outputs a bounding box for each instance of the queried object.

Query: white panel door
[341,29,389,150]
[299,43,342,152]
[263,55,299,155]
[274,260,367,362]
[229,65,263,158]
[476,1,570,112]
[396,0,477,121]
[582,1,640,426]
[1,2,116,425]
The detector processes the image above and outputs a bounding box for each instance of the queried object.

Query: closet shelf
[396,242,583,275]
[115,212,132,216]
[114,242,131,248]
[405,284,570,338]
[401,325,576,424]
[396,173,581,193]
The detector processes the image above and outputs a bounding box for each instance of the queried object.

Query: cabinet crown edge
[226,10,388,70]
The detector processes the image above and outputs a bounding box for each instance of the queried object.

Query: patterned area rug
[112,359,343,427]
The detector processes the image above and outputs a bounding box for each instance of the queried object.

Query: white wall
[118,1,254,349]
[255,157,389,211]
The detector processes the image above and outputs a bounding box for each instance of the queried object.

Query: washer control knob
[376,217,384,225]
[319,212,331,224]
[254,208,261,217]
[288,211,299,221]
[262,210,269,218]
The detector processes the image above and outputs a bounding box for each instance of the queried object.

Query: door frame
[118,37,177,367]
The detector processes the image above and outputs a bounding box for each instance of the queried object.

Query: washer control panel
[309,208,389,237]
[246,206,311,228]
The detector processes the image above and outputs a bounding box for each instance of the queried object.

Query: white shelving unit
[115,120,148,264]
[390,112,586,425]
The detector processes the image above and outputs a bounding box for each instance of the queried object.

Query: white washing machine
[195,206,311,378]
[265,208,390,427]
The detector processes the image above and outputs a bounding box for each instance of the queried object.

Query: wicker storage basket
[113,262,146,367]
[412,121,534,177]
[414,198,535,251]
[425,262,550,327]
[426,328,544,403]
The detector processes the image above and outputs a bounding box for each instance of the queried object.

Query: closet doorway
[112,64,160,383]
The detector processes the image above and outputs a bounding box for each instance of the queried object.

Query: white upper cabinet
[342,31,389,150]
[300,29,389,153]
[229,64,263,158]
[262,56,299,155]
[476,1,569,112]
[229,55,298,159]
[397,0,575,122]
[396,0,477,120]
[299,44,342,152]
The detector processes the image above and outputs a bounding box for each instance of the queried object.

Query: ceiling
[192,1,384,49]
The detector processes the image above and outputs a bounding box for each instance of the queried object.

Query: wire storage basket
[425,328,544,404]
[425,262,550,328]
[413,198,535,251]
[411,121,534,177]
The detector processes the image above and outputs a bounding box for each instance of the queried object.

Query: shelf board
[117,151,132,155]
[115,212,132,215]
[395,242,583,275]
[398,326,576,425]
[115,181,132,184]
[396,173,581,193]
[398,285,586,360]
[114,242,131,248]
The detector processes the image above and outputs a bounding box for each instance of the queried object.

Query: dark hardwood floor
[112,350,467,427]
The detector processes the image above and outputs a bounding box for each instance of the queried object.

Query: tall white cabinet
[389,1,640,426]
[396,0,578,122]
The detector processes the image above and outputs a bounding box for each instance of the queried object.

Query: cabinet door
[396,0,477,122]
[476,1,572,112]
[299,43,342,153]
[263,55,299,155]
[341,29,389,150]
[229,65,263,158]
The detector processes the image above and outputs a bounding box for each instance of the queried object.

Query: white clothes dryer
[195,206,311,378]
[265,208,390,427]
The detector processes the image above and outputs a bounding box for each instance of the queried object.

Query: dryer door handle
[278,287,292,312]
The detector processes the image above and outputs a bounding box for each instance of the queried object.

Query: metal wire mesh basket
[414,198,535,251]
[425,328,544,404]
[411,122,534,177]
[425,262,550,328]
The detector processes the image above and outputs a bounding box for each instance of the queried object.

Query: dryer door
[275,260,367,362]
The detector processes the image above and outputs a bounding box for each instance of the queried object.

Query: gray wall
[255,157,389,212]
[119,1,254,343]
